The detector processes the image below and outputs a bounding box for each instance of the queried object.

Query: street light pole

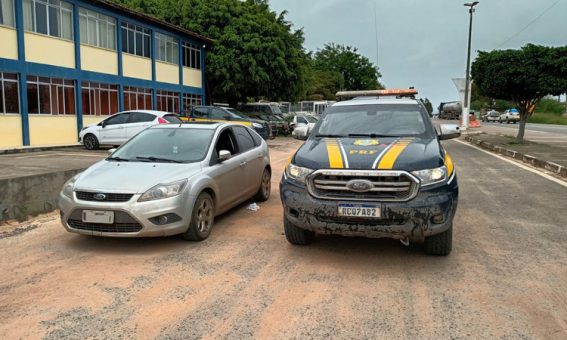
[462,1,479,131]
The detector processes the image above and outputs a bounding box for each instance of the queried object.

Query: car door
[125,112,156,140]
[232,126,263,195]
[209,128,248,210]
[99,113,130,144]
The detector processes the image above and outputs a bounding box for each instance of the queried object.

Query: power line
[496,0,563,49]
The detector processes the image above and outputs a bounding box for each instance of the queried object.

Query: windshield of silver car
[315,104,434,138]
[110,128,214,163]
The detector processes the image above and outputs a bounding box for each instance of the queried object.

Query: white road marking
[454,139,567,188]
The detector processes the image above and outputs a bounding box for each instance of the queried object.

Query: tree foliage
[472,44,567,143]
[115,0,309,105]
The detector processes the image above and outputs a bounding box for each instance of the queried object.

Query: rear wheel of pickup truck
[424,225,452,256]
[284,216,314,245]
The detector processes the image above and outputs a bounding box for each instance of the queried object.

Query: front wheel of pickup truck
[284,216,314,245]
[424,225,452,256]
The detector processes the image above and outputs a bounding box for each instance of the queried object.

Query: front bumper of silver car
[57,191,195,237]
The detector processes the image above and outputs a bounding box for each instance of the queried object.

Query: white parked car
[289,115,317,131]
[79,110,183,150]
[499,109,520,124]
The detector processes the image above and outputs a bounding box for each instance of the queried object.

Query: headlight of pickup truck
[412,166,447,187]
[138,179,188,202]
[252,122,263,129]
[286,164,314,184]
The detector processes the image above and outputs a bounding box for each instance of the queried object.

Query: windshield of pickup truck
[315,104,433,138]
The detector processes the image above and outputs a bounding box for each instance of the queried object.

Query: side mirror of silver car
[439,124,461,140]
[219,150,232,162]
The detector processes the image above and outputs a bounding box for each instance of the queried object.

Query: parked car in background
[59,123,272,241]
[286,114,318,132]
[481,110,501,122]
[499,109,520,124]
[79,110,182,150]
[292,124,310,140]
[240,102,284,116]
[182,106,271,140]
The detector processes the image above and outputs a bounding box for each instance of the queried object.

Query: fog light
[149,213,182,226]
[431,214,445,224]
[158,216,168,225]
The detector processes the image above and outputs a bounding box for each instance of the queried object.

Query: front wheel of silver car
[284,216,314,245]
[424,224,452,256]
[183,192,215,242]
[254,168,271,202]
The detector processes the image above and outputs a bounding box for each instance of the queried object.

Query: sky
[269,0,567,109]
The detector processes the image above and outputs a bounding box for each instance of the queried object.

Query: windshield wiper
[348,133,394,138]
[315,134,346,138]
[107,156,131,162]
[136,156,184,163]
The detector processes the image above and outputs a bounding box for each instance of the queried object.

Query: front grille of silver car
[307,169,419,202]
[67,210,142,233]
[76,191,134,202]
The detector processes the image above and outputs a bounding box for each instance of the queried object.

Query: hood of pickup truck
[293,137,444,172]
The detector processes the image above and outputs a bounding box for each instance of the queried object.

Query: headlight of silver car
[62,175,79,198]
[252,122,263,129]
[412,166,447,187]
[138,179,188,202]
[286,164,314,184]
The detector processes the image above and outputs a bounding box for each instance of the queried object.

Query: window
[123,86,152,111]
[156,90,179,113]
[192,107,208,118]
[0,0,15,27]
[210,108,228,120]
[23,0,73,40]
[0,72,19,114]
[129,112,155,123]
[182,42,201,69]
[183,93,202,111]
[233,126,255,153]
[121,22,150,58]
[155,33,178,64]
[104,113,129,125]
[79,8,116,50]
[27,76,75,115]
[163,114,182,123]
[81,82,118,116]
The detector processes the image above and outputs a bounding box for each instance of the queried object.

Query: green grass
[528,112,567,125]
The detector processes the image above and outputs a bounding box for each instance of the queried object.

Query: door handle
[239,161,247,167]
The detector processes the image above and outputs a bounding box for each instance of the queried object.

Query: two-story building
[0,0,211,148]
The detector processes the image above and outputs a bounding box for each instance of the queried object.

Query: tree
[312,43,383,94]
[472,44,567,143]
[114,0,309,106]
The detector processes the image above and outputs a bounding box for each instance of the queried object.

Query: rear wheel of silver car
[424,224,452,256]
[254,168,271,202]
[284,216,314,245]
[183,192,215,242]
[84,134,99,150]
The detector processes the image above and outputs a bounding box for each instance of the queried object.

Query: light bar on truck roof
[336,88,418,98]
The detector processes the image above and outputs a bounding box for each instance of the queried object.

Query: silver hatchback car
[58,123,272,241]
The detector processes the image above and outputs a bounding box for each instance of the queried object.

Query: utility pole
[462,1,479,130]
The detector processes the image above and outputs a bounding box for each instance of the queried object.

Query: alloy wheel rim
[85,136,93,149]
[196,199,213,233]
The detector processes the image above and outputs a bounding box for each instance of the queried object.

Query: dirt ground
[1,139,566,339]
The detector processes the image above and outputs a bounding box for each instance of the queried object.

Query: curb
[0,144,82,155]
[464,136,567,178]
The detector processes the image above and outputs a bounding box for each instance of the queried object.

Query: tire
[499,120,502,124]
[424,225,452,256]
[182,192,215,242]
[254,168,271,202]
[506,119,510,124]
[284,215,314,245]
[83,134,99,150]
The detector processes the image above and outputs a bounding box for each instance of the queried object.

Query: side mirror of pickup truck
[439,124,461,140]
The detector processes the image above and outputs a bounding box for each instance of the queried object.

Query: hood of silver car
[74,161,202,193]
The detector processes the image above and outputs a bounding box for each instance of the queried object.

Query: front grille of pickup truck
[67,210,142,233]
[307,169,419,202]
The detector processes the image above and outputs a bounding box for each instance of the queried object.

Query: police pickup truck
[280,89,460,255]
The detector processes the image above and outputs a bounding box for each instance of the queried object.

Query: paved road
[483,121,567,135]
[1,139,566,339]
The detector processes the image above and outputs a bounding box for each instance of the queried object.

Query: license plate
[82,210,114,224]
[338,205,380,218]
